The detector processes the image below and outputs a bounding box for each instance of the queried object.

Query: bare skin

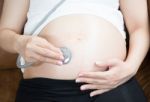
[0,0,149,97]
[23,14,127,79]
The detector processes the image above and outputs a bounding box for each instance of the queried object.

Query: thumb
[95,61,108,68]
[107,58,120,67]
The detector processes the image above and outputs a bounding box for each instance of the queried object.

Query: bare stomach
[23,14,127,79]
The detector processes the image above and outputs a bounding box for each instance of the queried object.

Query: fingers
[107,58,121,67]
[76,77,108,84]
[32,45,64,60]
[23,36,66,65]
[26,51,63,65]
[80,84,111,91]
[79,83,111,97]
[95,61,108,68]
[36,37,62,54]
[76,77,117,90]
[90,89,110,97]
[80,82,118,90]
[80,84,99,90]
[78,71,108,79]
[95,58,122,68]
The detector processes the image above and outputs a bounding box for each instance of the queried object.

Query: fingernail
[60,56,64,60]
[95,61,101,65]
[78,73,84,77]
[90,94,94,97]
[81,86,85,90]
[57,61,63,65]
[76,79,81,83]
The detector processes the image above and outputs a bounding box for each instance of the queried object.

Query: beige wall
[0,0,22,102]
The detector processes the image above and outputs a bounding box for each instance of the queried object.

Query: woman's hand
[15,35,64,65]
[76,58,137,97]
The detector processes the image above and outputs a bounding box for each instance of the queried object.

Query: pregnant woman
[0,0,149,102]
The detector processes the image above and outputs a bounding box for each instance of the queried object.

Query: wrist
[14,34,30,53]
[125,60,140,75]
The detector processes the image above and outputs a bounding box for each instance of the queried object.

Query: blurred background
[0,0,150,102]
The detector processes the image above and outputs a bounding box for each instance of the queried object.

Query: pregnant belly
[23,14,127,79]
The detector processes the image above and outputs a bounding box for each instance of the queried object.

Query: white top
[19,0,126,70]
[24,0,126,38]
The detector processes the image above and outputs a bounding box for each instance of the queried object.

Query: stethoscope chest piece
[60,47,72,64]
[16,46,72,68]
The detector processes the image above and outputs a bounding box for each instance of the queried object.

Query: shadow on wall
[136,50,150,102]
[136,1,150,101]
[0,0,23,102]
[0,0,150,102]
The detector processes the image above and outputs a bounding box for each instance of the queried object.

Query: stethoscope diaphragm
[16,47,72,68]
[60,47,72,64]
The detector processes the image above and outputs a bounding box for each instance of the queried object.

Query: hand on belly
[23,14,126,79]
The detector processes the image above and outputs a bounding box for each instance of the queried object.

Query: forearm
[0,29,21,54]
[125,28,150,73]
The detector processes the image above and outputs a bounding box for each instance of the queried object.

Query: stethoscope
[16,0,72,68]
